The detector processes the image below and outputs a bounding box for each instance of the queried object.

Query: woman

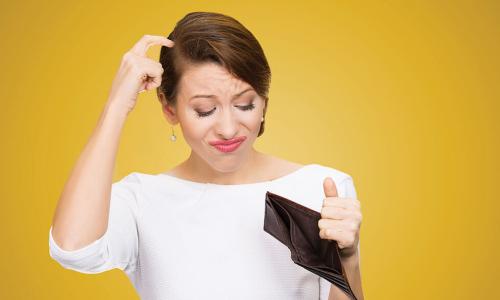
[49,12,364,300]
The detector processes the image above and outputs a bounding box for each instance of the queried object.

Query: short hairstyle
[157,11,271,137]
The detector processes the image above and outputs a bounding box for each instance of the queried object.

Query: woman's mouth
[209,136,246,153]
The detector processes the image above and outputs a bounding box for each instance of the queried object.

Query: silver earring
[170,126,177,142]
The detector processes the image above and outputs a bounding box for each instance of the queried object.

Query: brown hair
[157,11,271,137]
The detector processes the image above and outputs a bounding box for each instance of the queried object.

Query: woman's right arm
[50,100,127,251]
[50,35,174,251]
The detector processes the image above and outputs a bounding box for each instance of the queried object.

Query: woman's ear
[157,91,179,125]
[262,96,268,117]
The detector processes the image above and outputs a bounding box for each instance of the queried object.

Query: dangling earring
[170,126,177,142]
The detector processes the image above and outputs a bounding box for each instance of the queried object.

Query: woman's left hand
[318,177,362,258]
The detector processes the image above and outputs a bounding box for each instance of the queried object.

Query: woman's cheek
[237,108,261,128]
[187,120,212,140]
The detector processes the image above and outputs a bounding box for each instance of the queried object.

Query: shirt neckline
[156,163,316,188]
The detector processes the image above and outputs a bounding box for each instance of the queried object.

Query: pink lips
[209,136,246,153]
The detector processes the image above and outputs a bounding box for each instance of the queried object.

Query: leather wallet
[263,191,357,300]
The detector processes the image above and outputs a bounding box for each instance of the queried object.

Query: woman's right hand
[106,34,174,115]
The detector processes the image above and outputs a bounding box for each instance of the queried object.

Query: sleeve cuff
[48,226,107,261]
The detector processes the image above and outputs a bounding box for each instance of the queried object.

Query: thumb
[323,177,338,198]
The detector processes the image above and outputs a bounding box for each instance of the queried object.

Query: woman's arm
[320,176,364,299]
[50,35,173,251]
[328,251,364,300]
[50,101,128,250]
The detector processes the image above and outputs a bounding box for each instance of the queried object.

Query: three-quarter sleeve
[48,172,141,275]
[319,175,359,300]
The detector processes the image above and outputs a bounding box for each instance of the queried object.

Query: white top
[48,163,359,300]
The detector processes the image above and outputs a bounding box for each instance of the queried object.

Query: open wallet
[263,191,358,300]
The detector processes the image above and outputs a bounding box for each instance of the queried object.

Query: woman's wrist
[338,246,364,300]
[340,247,360,267]
[104,98,131,120]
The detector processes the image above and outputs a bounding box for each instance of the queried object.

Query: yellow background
[1,1,498,299]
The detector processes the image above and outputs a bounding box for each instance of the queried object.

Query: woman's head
[157,12,271,172]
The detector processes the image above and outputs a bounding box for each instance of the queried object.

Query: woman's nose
[214,107,239,138]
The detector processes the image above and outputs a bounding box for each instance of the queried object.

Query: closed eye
[196,102,255,118]
[196,107,216,118]
[237,103,255,111]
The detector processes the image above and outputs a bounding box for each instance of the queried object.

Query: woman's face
[165,62,266,172]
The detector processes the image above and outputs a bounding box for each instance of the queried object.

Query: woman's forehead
[179,62,252,97]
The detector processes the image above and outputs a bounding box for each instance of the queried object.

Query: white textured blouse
[48,163,359,300]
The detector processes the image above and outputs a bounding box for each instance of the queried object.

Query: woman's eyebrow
[189,88,253,101]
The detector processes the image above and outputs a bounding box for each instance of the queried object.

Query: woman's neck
[177,149,269,185]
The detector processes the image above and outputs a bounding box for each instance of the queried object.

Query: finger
[319,227,346,241]
[145,75,162,91]
[139,67,163,92]
[323,177,338,198]
[320,206,352,220]
[323,197,360,209]
[319,217,360,233]
[319,228,356,251]
[130,35,174,57]
[138,59,163,78]
[146,70,163,90]
[318,218,343,230]
[141,75,162,92]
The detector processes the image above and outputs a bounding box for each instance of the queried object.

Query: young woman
[49,12,364,300]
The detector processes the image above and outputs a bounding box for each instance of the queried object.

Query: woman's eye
[196,108,216,118]
[195,102,255,118]
[237,102,255,111]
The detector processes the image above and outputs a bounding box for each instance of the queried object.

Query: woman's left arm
[327,251,363,300]
[318,177,364,300]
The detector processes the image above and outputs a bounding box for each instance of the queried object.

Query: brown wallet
[263,191,357,300]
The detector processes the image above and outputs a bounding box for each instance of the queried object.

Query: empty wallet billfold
[263,191,357,300]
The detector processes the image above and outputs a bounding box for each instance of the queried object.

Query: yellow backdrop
[1,1,498,299]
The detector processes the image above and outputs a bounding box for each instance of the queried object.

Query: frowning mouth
[209,136,246,153]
